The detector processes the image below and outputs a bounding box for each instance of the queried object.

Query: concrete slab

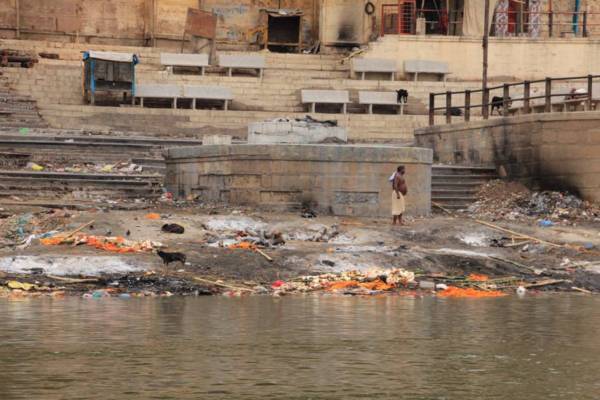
[218,54,266,69]
[183,85,233,100]
[301,90,350,104]
[160,53,210,67]
[135,84,181,98]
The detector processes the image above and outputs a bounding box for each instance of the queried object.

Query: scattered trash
[41,233,162,254]
[228,242,273,262]
[516,286,527,296]
[145,213,161,220]
[468,180,600,223]
[26,162,44,171]
[538,219,554,227]
[269,268,416,296]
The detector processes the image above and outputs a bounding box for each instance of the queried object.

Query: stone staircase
[0,170,163,200]
[0,38,484,143]
[0,73,46,128]
[432,165,498,211]
[0,128,206,202]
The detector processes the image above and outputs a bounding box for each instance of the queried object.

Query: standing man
[392,165,407,225]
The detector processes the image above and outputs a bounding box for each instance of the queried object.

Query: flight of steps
[0,129,204,202]
[0,73,47,128]
[0,170,163,201]
[0,130,202,167]
[432,165,498,211]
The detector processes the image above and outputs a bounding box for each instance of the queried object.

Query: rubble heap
[467,180,600,223]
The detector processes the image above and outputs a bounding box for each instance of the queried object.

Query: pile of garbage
[268,268,416,296]
[468,180,600,222]
[0,210,70,246]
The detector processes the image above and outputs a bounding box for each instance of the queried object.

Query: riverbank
[1,200,599,298]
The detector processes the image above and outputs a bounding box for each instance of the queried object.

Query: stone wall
[414,112,600,202]
[164,144,433,217]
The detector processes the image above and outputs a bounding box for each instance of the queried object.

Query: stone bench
[160,53,210,75]
[301,90,350,114]
[404,60,450,82]
[352,58,397,81]
[135,84,181,108]
[183,85,233,110]
[358,91,404,115]
[218,54,266,79]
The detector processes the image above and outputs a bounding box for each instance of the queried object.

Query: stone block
[203,135,232,145]
[160,53,209,67]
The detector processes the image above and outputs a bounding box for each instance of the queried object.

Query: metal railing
[381,6,600,38]
[428,75,600,126]
[492,10,600,37]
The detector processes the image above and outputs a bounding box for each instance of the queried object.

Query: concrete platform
[164,144,432,217]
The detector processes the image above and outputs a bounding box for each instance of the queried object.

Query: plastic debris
[26,162,44,171]
[144,213,161,220]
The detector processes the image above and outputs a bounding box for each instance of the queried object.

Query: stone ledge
[164,144,432,164]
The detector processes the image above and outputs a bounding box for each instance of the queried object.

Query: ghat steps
[432,165,498,211]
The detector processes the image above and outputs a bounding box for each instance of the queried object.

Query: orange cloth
[468,273,489,282]
[437,286,506,298]
[228,242,257,250]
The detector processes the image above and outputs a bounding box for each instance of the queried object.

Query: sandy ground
[1,204,599,296]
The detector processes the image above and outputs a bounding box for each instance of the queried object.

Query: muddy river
[1,295,599,399]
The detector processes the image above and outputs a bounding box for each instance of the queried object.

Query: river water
[1,294,599,399]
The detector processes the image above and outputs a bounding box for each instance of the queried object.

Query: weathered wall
[164,144,432,217]
[0,0,155,44]
[201,0,318,44]
[414,113,600,201]
[0,0,323,46]
[365,34,600,81]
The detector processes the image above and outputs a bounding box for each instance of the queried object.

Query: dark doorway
[267,14,302,53]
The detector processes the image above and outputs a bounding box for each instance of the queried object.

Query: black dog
[397,89,409,104]
[491,96,512,115]
[161,223,185,234]
[449,107,463,116]
[157,250,187,266]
